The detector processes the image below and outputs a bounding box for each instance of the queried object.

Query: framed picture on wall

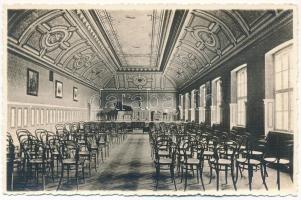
[27,68,39,96]
[55,80,63,98]
[73,87,78,101]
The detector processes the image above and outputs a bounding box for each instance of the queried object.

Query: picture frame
[27,68,39,96]
[73,87,78,101]
[55,80,63,98]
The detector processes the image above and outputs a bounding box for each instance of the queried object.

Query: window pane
[282,70,289,89]
[283,92,289,111]
[275,93,282,112]
[274,45,293,132]
[283,111,288,130]
[290,92,294,131]
[275,111,282,129]
[275,72,282,90]
[237,100,241,112]
[235,67,247,126]
[237,112,241,125]
[275,55,282,72]
[282,53,289,71]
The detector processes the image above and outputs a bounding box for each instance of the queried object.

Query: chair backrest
[35,129,48,143]
[71,122,79,133]
[154,142,177,163]
[55,124,64,135]
[16,129,31,142]
[21,136,45,161]
[59,140,80,162]
[182,141,192,159]
[47,136,60,156]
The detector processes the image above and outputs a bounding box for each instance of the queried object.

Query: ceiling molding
[102,89,177,93]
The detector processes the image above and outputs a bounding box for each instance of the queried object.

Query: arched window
[230,64,247,128]
[264,40,295,134]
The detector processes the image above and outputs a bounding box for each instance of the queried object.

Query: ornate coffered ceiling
[93,10,164,71]
[164,9,293,90]
[7,9,116,89]
[7,9,292,91]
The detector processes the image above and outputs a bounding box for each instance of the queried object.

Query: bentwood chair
[181,140,205,191]
[22,137,49,190]
[209,140,238,191]
[7,133,21,191]
[262,135,293,190]
[236,137,267,190]
[48,135,61,177]
[154,142,177,191]
[57,140,85,191]
[98,131,109,159]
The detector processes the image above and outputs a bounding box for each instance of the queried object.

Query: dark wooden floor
[11,134,294,192]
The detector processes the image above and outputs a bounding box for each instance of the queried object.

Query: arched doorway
[88,93,102,121]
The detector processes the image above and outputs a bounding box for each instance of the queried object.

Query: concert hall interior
[5,8,297,193]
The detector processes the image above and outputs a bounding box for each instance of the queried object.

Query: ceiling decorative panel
[164,9,292,89]
[7,9,116,89]
[104,73,176,91]
[94,10,165,71]
[7,9,292,91]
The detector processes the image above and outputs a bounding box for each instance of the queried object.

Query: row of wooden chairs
[149,122,293,191]
[6,121,128,191]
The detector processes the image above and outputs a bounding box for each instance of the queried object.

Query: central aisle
[50,134,294,192]
[81,134,155,190]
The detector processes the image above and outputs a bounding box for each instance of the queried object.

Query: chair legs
[215,167,219,191]
[231,165,237,191]
[57,166,64,191]
[211,164,236,191]
[199,165,205,191]
[260,163,268,190]
[155,164,177,191]
[155,165,160,190]
[57,164,83,191]
[182,164,204,191]
[170,165,177,191]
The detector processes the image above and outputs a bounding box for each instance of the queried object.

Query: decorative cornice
[102,89,177,93]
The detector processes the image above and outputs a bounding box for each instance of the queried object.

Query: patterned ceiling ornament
[133,75,147,89]
[40,25,77,55]
[186,22,222,57]
[175,53,198,71]
[86,67,106,81]
[175,67,185,79]
[73,53,95,72]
